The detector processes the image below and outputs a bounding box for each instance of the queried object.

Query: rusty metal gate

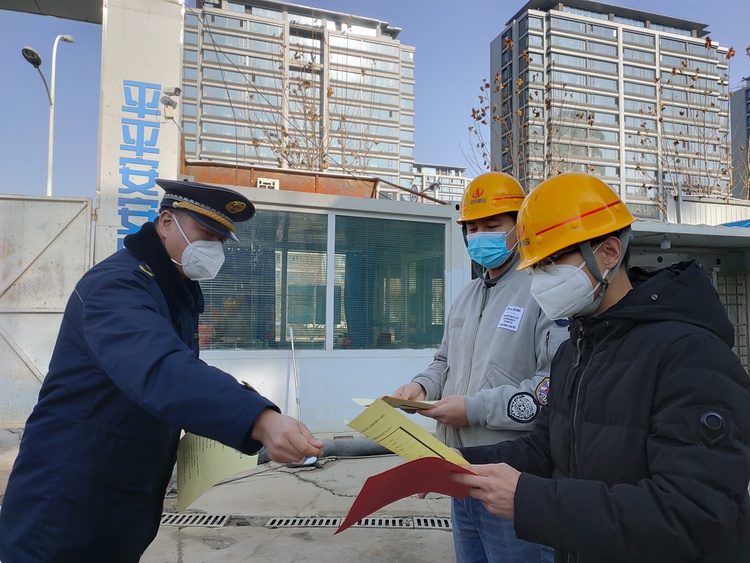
[0,195,92,427]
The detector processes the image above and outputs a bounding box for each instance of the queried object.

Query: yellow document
[353,396,438,410]
[348,398,467,465]
[176,432,258,512]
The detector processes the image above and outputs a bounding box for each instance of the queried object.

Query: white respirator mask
[170,214,225,281]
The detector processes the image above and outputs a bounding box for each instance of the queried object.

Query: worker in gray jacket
[393,172,568,563]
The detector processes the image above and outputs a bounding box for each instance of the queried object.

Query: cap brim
[186,210,240,242]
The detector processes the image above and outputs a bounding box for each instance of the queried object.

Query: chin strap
[576,226,632,317]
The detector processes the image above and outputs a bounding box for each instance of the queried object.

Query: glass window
[528,16,543,29]
[590,59,617,73]
[614,16,645,27]
[551,17,585,34]
[251,6,283,19]
[200,210,445,350]
[201,211,328,350]
[589,24,616,39]
[561,6,608,20]
[624,81,656,97]
[660,37,686,52]
[333,216,445,349]
[528,33,543,47]
[650,23,691,36]
[400,98,414,110]
[589,76,616,90]
[623,48,655,64]
[623,30,654,46]
[623,64,656,80]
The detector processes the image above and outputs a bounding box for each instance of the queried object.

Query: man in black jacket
[452,173,750,562]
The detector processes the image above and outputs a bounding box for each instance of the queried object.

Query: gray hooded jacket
[413,255,569,448]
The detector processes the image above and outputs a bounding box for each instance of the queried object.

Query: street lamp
[21,34,76,197]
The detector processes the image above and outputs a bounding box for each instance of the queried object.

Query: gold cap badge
[226,201,247,214]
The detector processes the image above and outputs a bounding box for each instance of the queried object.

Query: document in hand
[348,398,466,465]
[176,433,258,512]
[352,396,438,410]
[336,457,474,534]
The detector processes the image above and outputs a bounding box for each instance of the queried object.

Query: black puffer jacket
[461,261,750,562]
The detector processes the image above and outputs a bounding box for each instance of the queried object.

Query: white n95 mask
[530,262,607,320]
[171,215,225,281]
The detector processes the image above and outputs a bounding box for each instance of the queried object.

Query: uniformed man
[0,180,324,562]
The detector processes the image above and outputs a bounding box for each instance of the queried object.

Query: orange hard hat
[458,172,525,223]
[516,173,635,270]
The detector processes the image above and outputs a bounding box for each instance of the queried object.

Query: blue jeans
[452,496,553,563]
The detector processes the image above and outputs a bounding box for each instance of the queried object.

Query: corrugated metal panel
[667,197,750,225]
[0,196,92,426]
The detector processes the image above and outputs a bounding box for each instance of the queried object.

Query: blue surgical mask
[466,227,517,269]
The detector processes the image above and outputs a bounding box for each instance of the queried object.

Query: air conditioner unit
[256,177,280,190]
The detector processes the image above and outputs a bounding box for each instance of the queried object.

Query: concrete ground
[0,429,456,562]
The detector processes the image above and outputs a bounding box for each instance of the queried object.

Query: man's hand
[251,410,324,463]
[391,382,427,414]
[450,463,521,520]
[391,382,426,401]
[419,395,469,428]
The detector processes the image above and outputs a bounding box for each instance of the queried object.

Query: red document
[336,457,475,534]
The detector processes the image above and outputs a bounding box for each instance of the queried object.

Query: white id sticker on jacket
[497,305,524,332]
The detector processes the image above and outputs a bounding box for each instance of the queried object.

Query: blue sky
[1,0,748,199]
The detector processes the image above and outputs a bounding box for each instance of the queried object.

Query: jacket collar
[123,221,203,323]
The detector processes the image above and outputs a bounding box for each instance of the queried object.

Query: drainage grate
[352,517,413,529]
[162,514,451,531]
[266,517,342,528]
[264,516,451,530]
[161,513,230,527]
[414,517,453,531]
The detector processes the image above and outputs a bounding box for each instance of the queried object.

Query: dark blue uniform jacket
[0,222,277,562]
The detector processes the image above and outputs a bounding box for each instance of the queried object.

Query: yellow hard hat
[458,172,526,224]
[516,173,635,270]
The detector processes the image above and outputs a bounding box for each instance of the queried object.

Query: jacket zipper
[462,282,490,397]
[567,326,591,563]
[571,325,594,477]
[454,282,491,447]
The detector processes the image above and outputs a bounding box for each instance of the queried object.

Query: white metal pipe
[46,34,75,197]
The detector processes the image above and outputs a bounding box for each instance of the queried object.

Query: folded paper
[348,398,467,465]
[336,457,474,534]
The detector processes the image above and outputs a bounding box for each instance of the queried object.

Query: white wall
[201,349,442,434]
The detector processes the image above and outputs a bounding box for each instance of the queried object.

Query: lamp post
[21,34,75,197]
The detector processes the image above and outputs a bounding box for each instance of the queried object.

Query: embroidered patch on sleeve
[508,392,538,423]
[535,377,550,406]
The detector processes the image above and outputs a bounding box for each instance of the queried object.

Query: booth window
[199,209,445,351]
